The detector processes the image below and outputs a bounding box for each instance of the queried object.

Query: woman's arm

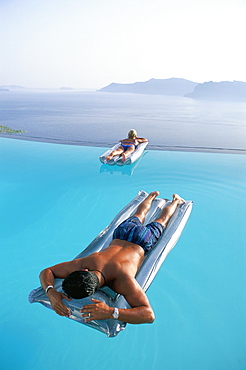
[136,137,148,143]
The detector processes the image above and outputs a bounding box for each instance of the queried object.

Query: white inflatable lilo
[99,141,148,165]
[29,191,193,337]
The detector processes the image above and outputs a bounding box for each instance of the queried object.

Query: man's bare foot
[172,193,185,205]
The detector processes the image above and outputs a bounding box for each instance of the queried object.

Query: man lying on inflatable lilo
[40,192,185,324]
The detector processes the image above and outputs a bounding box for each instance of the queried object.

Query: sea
[0,89,246,153]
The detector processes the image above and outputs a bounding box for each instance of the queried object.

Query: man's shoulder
[111,273,140,295]
[111,274,150,308]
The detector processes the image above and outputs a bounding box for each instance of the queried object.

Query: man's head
[62,270,99,299]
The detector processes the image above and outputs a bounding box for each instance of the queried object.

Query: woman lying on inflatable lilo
[106,129,148,163]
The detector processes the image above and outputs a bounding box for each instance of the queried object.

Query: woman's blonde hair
[128,129,137,139]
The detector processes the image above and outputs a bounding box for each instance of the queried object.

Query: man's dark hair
[62,270,99,299]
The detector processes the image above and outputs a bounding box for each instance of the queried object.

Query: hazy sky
[1,0,246,89]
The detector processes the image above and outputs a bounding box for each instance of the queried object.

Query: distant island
[1,79,246,100]
[99,78,198,96]
[99,78,246,101]
[60,87,74,90]
[185,81,246,100]
[0,85,26,91]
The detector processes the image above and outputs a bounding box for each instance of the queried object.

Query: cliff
[185,81,246,100]
[99,78,198,96]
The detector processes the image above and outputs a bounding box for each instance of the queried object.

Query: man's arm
[39,259,81,317]
[81,277,155,324]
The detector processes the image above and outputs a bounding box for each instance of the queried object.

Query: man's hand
[47,289,72,317]
[80,299,113,322]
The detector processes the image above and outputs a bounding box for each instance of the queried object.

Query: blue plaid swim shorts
[113,216,165,253]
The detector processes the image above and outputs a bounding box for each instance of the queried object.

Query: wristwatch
[112,307,119,319]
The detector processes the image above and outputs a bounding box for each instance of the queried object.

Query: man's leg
[154,194,185,228]
[133,191,160,223]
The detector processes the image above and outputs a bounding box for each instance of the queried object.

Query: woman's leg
[121,146,135,162]
[106,146,124,161]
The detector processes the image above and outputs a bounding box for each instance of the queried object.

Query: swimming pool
[1,138,245,370]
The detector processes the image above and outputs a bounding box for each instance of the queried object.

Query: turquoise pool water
[1,138,245,370]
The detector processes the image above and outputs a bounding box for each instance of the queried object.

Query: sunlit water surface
[0,138,245,370]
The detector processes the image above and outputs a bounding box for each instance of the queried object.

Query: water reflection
[99,151,148,176]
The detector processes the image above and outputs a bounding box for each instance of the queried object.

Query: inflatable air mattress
[29,191,193,337]
[99,141,148,165]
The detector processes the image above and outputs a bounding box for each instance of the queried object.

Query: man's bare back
[92,240,145,282]
[39,192,185,325]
